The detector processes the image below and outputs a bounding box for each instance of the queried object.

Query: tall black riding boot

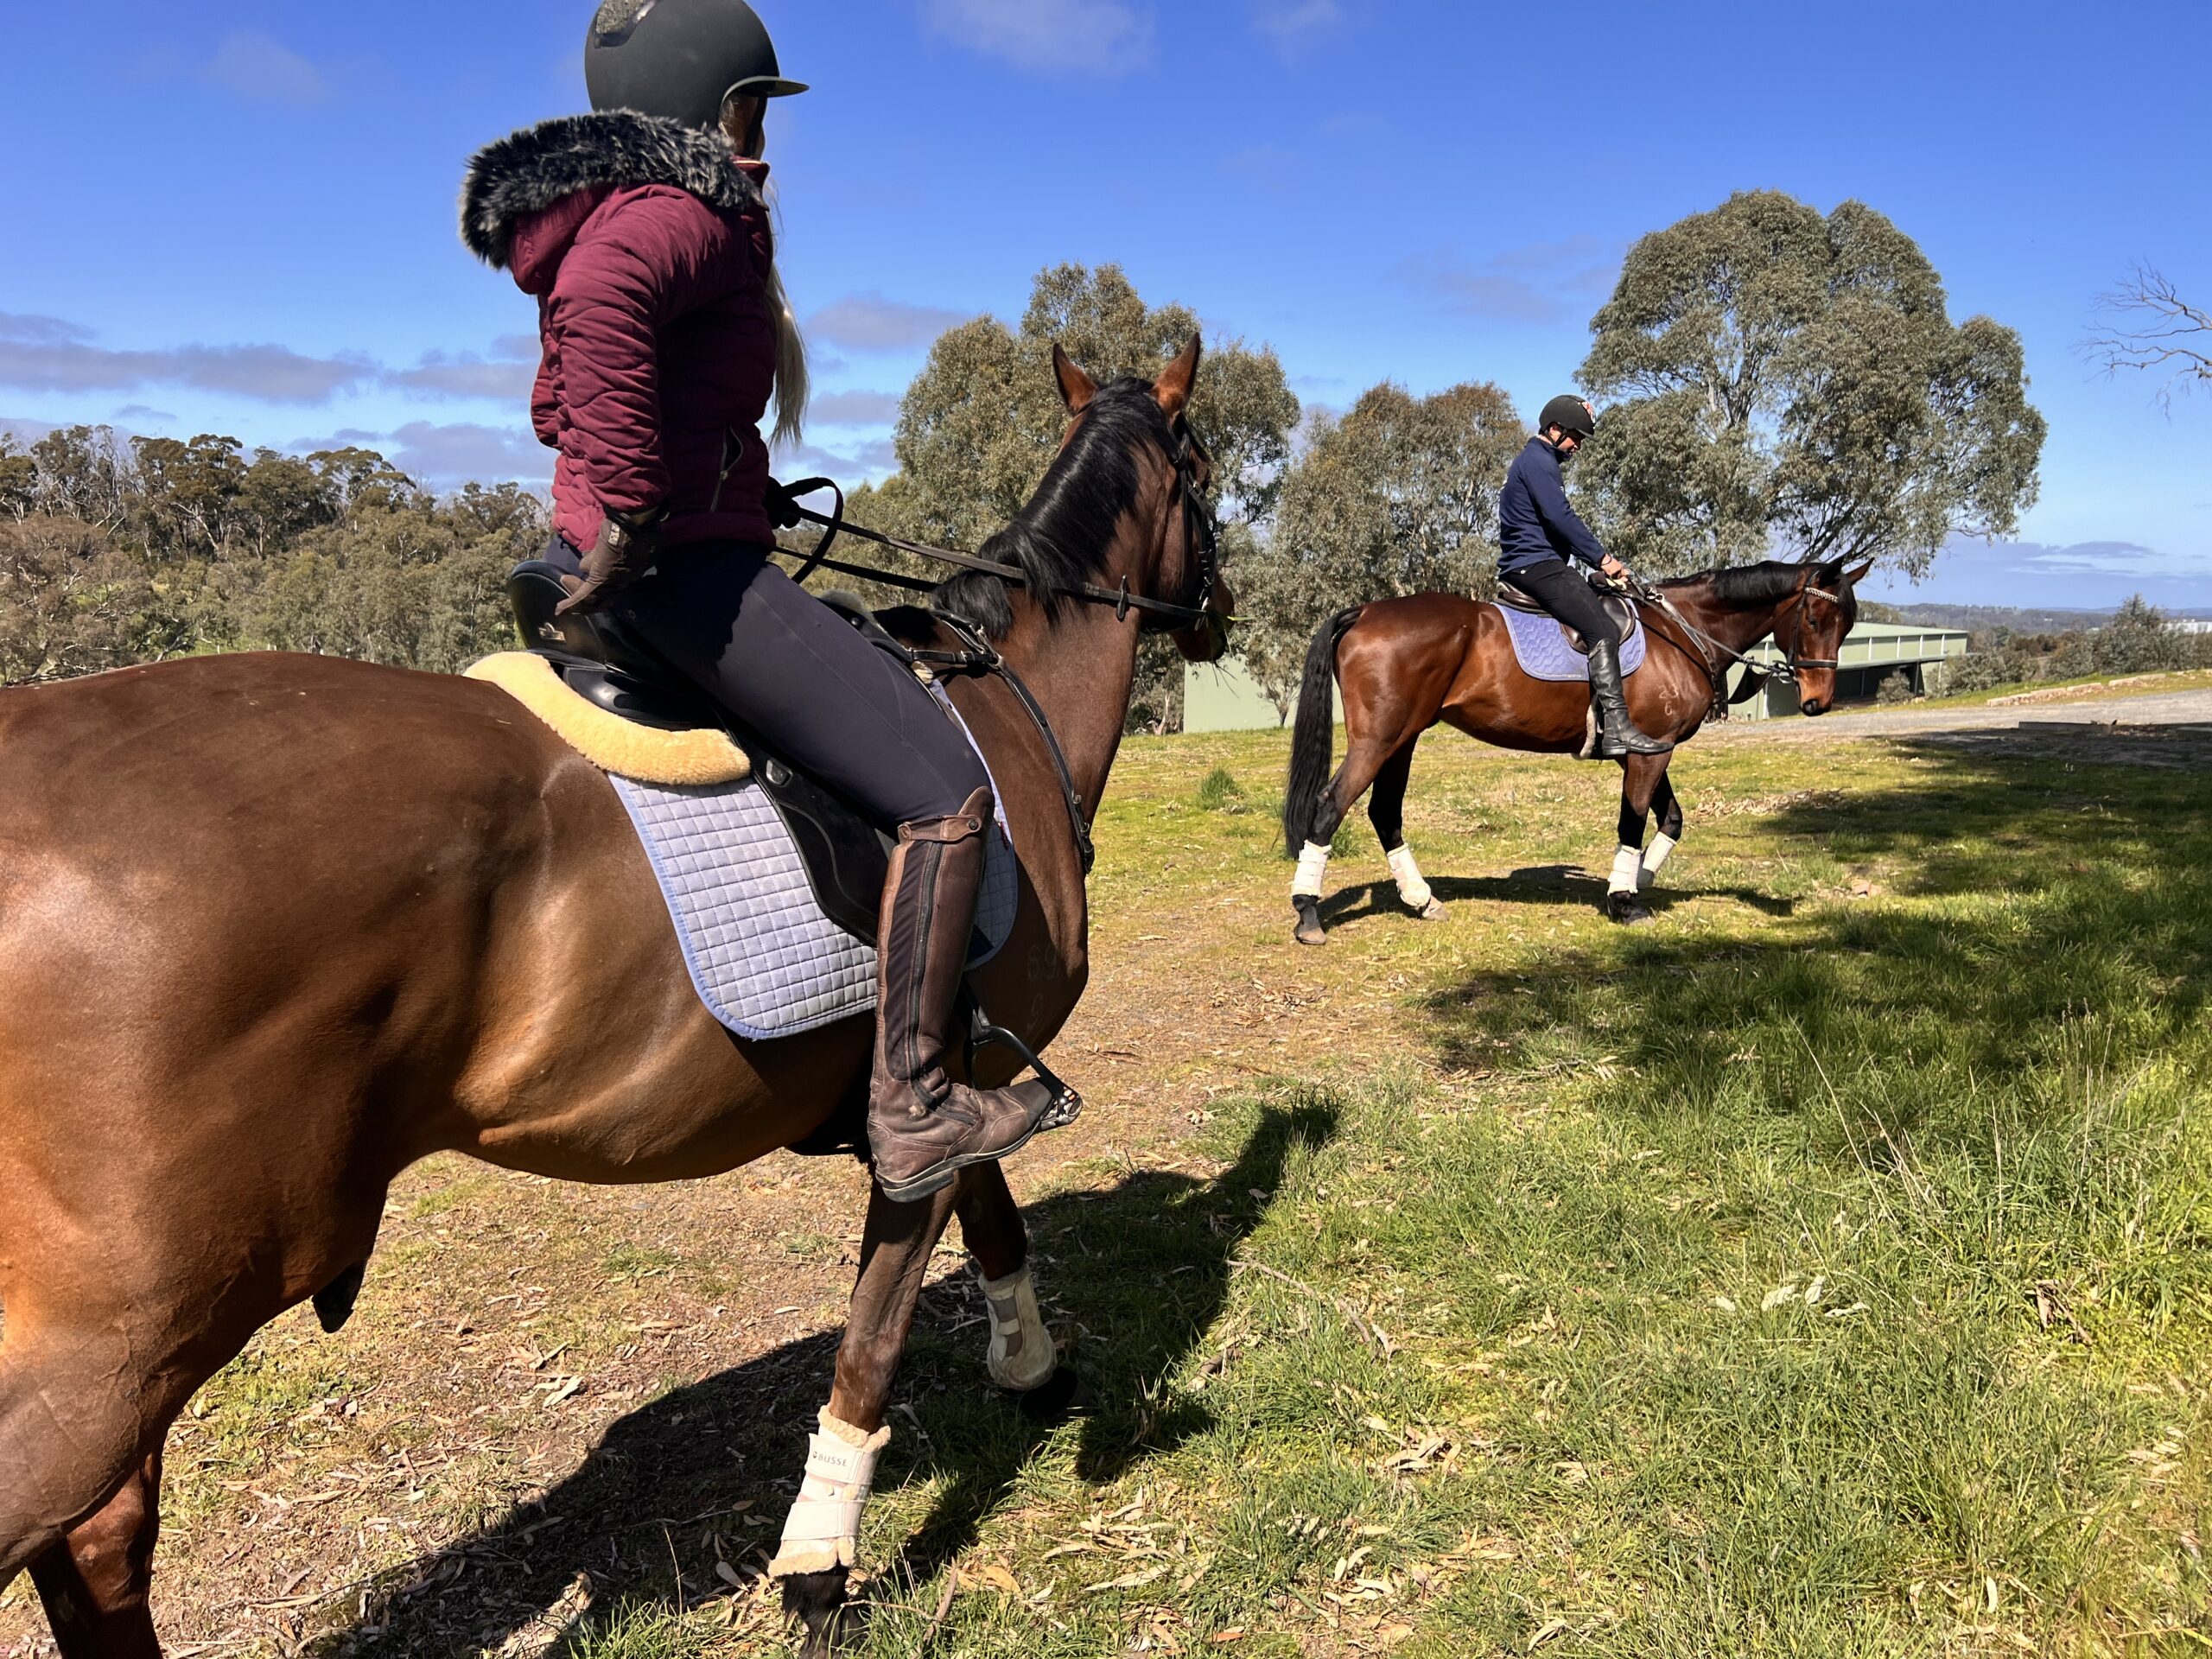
[1587,638,1674,758]
[868,786,1066,1204]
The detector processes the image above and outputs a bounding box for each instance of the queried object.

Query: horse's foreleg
[953,1163,1057,1395]
[773,1179,960,1655]
[1364,739,1444,922]
[1606,755,1670,925]
[1640,766,1683,892]
[26,1452,162,1659]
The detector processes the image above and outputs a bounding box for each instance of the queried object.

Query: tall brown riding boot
[868,786,1065,1204]
[1587,639,1674,758]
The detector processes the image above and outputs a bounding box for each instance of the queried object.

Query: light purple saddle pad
[1497,601,1647,683]
[608,691,1017,1042]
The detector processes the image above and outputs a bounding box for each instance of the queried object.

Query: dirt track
[1715,683,2212,741]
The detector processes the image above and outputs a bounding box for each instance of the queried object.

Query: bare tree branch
[2082,264,2212,409]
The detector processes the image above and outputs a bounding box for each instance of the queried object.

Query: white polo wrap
[1386,845,1433,910]
[1609,844,1643,895]
[1293,841,1332,899]
[981,1265,1057,1392]
[1640,831,1677,888]
[767,1410,891,1579]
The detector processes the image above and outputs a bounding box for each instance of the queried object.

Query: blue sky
[2,0,2204,607]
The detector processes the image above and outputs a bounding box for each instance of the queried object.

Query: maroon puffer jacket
[461,111,778,552]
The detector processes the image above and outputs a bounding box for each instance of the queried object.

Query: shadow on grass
[1416,736,2212,1147]
[1316,864,1794,934]
[327,1099,1339,1656]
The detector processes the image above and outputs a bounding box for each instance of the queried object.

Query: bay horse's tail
[1282,606,1362,855]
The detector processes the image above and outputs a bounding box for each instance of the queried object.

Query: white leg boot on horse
[1291,841,1332,946]
[1386,845,1446,922]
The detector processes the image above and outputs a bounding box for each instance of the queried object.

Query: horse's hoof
[781,1567,852,1656]
[1413,897,1447,922]
[1016,1365,1091,1422]
[1605,892,1654,926]
[1293,897,1326,946]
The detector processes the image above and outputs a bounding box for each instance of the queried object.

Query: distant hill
[1875,601,2212,633]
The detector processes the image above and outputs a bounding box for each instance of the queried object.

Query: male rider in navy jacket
[1497,396,1672,757]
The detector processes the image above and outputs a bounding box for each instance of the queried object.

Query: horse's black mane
[934,377,1170,638]
[1663,558,1847,606]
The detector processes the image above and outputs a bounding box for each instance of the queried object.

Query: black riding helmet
[1537,394,1598,439]
[586,0,807,131]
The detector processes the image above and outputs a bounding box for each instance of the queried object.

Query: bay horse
[0,340,1225,1656]
[1280,557,1870,940]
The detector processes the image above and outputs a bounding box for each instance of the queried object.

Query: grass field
[3,716,2207,1657]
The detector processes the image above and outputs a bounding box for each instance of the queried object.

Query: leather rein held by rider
[760,419,1227,877]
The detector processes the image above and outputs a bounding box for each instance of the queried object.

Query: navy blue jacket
[1497,436,1608,575]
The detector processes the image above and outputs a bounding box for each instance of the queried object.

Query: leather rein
[772,422,1225,879]
[1624,574,1847,713]
[769,421,1224,635]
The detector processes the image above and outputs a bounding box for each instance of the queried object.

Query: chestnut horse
[1281,557,1870,940]
[0,341,1225,1656]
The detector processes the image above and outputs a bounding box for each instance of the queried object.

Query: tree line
[0,426,544,686]
[4,188,2094,724]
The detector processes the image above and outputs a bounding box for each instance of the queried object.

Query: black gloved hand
[556,504,666,617]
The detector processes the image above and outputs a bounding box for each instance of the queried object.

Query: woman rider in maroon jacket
[461,0,1060,1205]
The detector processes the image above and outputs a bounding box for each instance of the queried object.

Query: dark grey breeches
[1505,556,1626,647]
[552,537,990,828]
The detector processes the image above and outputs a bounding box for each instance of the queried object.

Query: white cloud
[1253,0,1344,46]
[919,0,1154,77]
[808,293,971,353]
[1395,237,1620,324]
[809,390,902,426]
[0,321,374,404]
[203,31,330,108]
[385,348,539,402]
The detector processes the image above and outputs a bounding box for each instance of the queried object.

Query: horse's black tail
[1281,606,1362,856]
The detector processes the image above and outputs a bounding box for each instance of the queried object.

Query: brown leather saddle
[1497,579,1639,656]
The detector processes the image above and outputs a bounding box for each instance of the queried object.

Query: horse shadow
[326,1099,1339,1656]
[1317,864,1793,932]
[1412,735,2212,1118]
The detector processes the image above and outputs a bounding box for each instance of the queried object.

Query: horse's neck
[1675,584,1796,654]
[995,598,1142,822]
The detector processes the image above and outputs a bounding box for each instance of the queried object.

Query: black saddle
[1497,575,1638,656]
[507,561,896,944]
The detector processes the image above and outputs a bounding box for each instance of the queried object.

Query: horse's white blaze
[1386,844,1433,910]
[767,1408,891,1578]
[1609,844,1642,895]
[1640,831,1677,889]
[1293,841,1332,899]
[981,1265,1057,1391]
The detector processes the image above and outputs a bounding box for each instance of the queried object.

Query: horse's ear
[1053,343,1096,414]
[1843,558,1874,588]
[1154,335,1203,421]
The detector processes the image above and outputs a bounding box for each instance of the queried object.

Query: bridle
[1627,571,1849,710]
[770,410,1225,635]
[763,410,1227,877]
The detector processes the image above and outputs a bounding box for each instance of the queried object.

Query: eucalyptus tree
[1237,381,1523,715]
[848,262,1300,730]
[1575,190,2044,577]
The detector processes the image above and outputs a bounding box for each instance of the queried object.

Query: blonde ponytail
[763,256,809,451]
[721,93,808,451]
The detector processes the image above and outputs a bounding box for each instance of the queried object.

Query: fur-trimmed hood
[461,109,761,270]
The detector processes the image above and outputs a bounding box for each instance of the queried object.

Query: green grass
[456,728,2210,1658]
[27,723,2202,1657]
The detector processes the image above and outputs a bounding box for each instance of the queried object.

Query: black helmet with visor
[1537,394,1598,441]
[586,0,806,132]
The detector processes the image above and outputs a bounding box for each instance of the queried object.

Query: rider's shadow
[327,1099,1338,1655]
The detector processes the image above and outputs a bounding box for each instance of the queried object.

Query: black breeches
[1508,557,1624,647]
[553,537,991,829]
